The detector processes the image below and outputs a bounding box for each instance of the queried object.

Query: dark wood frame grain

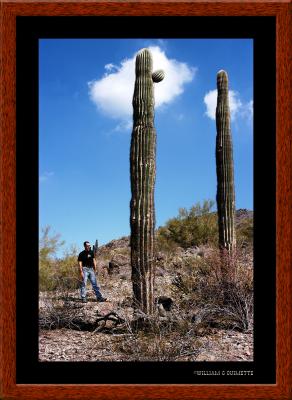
[1,1,291,399]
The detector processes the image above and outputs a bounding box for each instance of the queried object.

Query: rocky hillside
[96,208,253,263]
[39,209,253,362]
[235,208,253,222]
[99,209,252,248]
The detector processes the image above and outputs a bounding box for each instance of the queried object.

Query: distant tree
[39,226,65,265]
[39,226,65,291]
[157,200,218,250]
[39,228,81,292]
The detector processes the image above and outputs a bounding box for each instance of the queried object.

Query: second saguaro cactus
[93,239,98,257]
[215,70,236,254]
[130,48,164,315]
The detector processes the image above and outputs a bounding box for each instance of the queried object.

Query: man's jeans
[80,267,103,300]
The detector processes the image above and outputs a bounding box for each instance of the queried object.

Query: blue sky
[39,38,253,255]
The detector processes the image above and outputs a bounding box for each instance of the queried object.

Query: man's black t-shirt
[78,250,95,267]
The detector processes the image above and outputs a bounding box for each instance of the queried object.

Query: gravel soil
[39,326,253,362]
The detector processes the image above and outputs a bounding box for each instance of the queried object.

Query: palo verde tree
[215,70,236,254]
[130,48,164,315]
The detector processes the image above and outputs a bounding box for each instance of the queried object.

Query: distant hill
[97,209,253,253]
[235,209,253,224]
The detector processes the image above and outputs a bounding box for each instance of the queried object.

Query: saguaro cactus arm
[215,70,236,253]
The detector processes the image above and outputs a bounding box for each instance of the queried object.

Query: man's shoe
[82,298,87,303]
[97,297,107,302]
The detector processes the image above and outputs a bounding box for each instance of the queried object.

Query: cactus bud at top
[215,70,236,254]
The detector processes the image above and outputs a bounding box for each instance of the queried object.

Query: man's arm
[78,261,84,278]
[93,256,97,272]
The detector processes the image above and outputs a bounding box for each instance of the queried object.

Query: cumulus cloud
[104,63,117,72]
[204,89,253,122]
[112,120,132,133]
[40,171,54,183]
[88,46,196,124]
[241,99,253,121]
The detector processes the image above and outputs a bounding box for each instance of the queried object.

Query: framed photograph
[1,1,291,399]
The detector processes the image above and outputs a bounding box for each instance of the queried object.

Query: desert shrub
[39,295,85,330]
[39,226,64,291]
[156,200,218,250]
[155,232,181,254]
[54,255,81,292]
[114,329,202,361]
[39,227,80,292]
[112,307,204,361]
[39,226,65,261]
[171,256,201,295]
[39,262,57,292]
[236,217,253,247]
[40,255,80,293]
[170,246,253,332]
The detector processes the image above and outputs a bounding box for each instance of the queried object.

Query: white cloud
[204,90,217,120]
[88,46,196,124]
[240,99,253,122]
[104,63,118,73]
[204,89,249,121]
[112,119,132,133]
[40,171,54,183]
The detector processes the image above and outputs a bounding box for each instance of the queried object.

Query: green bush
[236,217,253,247]
[156,201,253,251]
[156,200,218,250]
[39,227,80,292]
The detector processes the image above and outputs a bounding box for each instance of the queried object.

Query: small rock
[156,296,173,311]
[108,261,120,275]
[111,253,129,266]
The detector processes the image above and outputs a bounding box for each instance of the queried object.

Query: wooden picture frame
[1,1,291,399]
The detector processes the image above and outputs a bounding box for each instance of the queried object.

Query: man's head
[83,241,91,250]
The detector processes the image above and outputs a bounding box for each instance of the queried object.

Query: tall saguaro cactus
[215,70,236,254]
[130,49,164,315]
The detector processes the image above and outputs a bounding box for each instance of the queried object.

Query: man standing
[78,241,107,303]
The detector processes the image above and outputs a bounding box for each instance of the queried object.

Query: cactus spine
[215,70,236,254]
[130,49,164,315]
